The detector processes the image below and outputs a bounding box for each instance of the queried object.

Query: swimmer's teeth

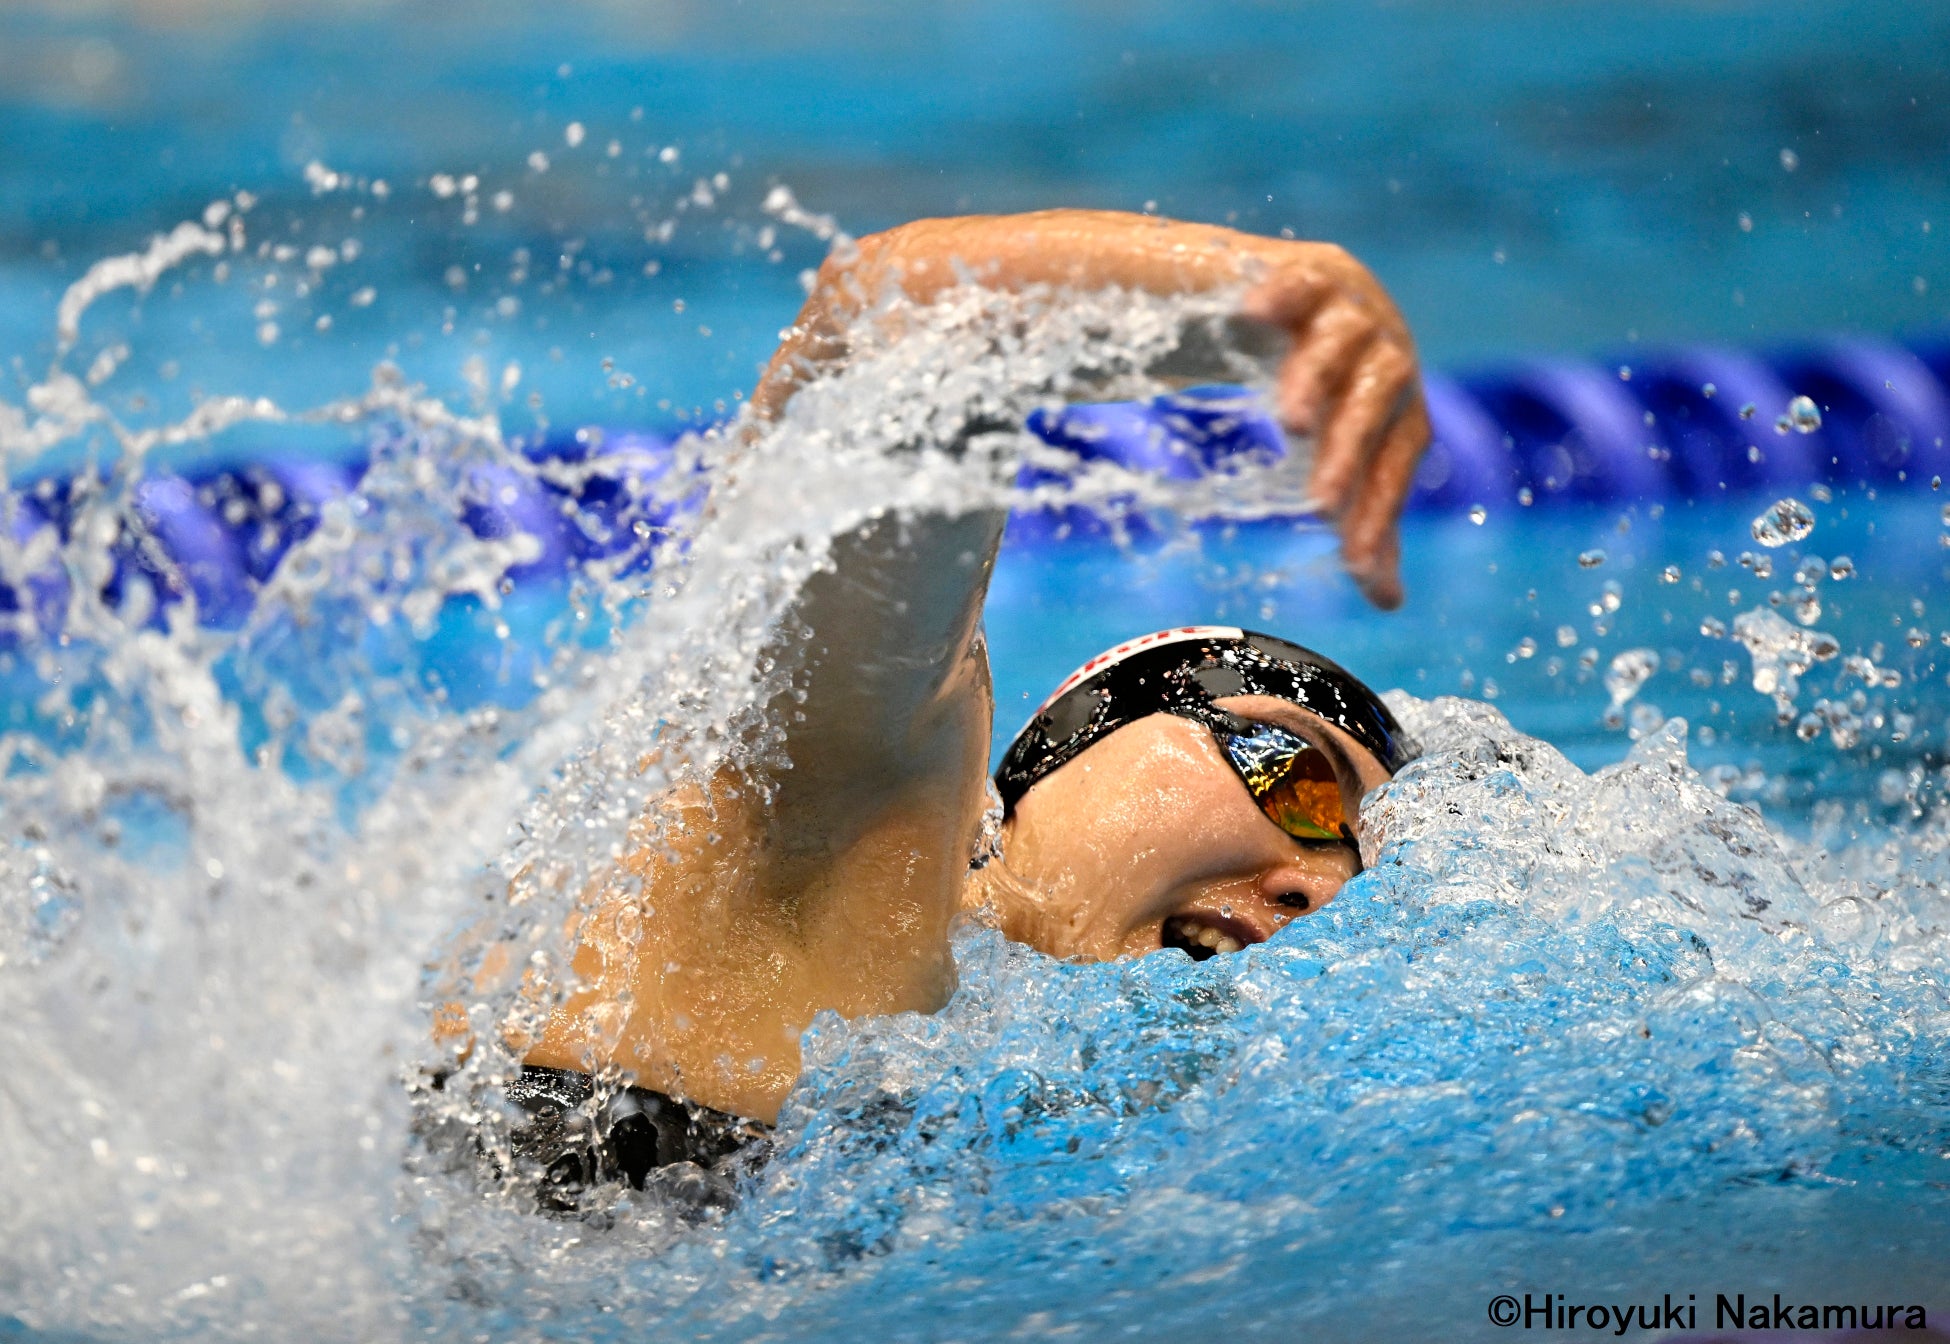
[1164,916,1246,958]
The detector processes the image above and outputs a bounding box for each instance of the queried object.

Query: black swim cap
[994,626,1416,812]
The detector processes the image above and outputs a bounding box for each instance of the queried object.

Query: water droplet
[1513,637,1537,659]
[1617,365,1632,382]
[1660,565,1682,584]
[1780,147,1799,172]
[1600,579,1623,613]
[1795,712,1822,741]
[1738,402,1757,420]
[1516,487,1534,507]
[1750,497,1814,547]
[1577,549,1606,569]
[564,121,586,148]
[1468,504,1487,525]
[1794,557,1827,586]
[1908,628,1930,649]
[1700,616,1727,638]
[1787,395,1821,433]
[1604,647,1660,707]
[1555,624,1579,648]
[1706,549,1726,569]
[1773,414,1793,435]
[1701,382,1717,399]
[1829,555,1854,580]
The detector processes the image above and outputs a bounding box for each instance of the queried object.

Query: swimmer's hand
[1235,238,1428,611]
[756,209,1430,610]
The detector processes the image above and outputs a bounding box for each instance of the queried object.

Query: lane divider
[4,336,1946,636]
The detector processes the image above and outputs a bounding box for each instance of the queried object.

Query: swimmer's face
[975,696,1392,963]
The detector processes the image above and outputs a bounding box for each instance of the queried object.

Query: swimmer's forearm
[752,210,1327,418]
[837,210,1290,307]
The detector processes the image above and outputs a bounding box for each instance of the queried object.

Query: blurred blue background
[2,0,1946,421]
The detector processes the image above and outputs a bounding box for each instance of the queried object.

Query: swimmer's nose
[1257,861,1352,921]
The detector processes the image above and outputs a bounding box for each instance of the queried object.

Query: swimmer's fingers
[1337,388,1430,611]
[1308,335,1417,513]
[1271,298,1377,435]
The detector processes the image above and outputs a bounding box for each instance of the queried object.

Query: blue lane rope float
[4,335,1948,638]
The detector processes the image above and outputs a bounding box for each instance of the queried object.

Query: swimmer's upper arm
[749,507,1003,913]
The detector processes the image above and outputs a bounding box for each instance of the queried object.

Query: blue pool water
[2,4,1949,1341]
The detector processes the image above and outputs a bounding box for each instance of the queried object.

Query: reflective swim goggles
[1209,714,1350,844]
[994,627,1414,841]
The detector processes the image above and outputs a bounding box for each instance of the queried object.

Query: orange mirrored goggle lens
[1215,722,1348,842]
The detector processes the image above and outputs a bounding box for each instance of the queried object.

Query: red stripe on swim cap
[1039,625,1244,710]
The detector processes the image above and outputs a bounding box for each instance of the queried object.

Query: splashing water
[3,192,1948,1344]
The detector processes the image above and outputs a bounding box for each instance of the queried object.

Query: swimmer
[455,210,1429,1195]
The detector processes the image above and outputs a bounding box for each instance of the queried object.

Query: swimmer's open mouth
[1161,912,1264,962]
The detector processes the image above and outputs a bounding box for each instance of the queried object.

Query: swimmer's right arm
[523,211,1426,1122]
[755,209,1430,609]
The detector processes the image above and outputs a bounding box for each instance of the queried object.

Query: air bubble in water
[1700,615,1727,638]
[1795,712,1823,742]
[1468,504,1487,525]
[1555,624,1578,648]
[1660,565,1681,583]
[1600,579,1623,612]
[1577,548,1606,569]
[1750,497,1814,547]
[564,122,586,148]
[1793,556,1826,586]
[1786,395,1821,433]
